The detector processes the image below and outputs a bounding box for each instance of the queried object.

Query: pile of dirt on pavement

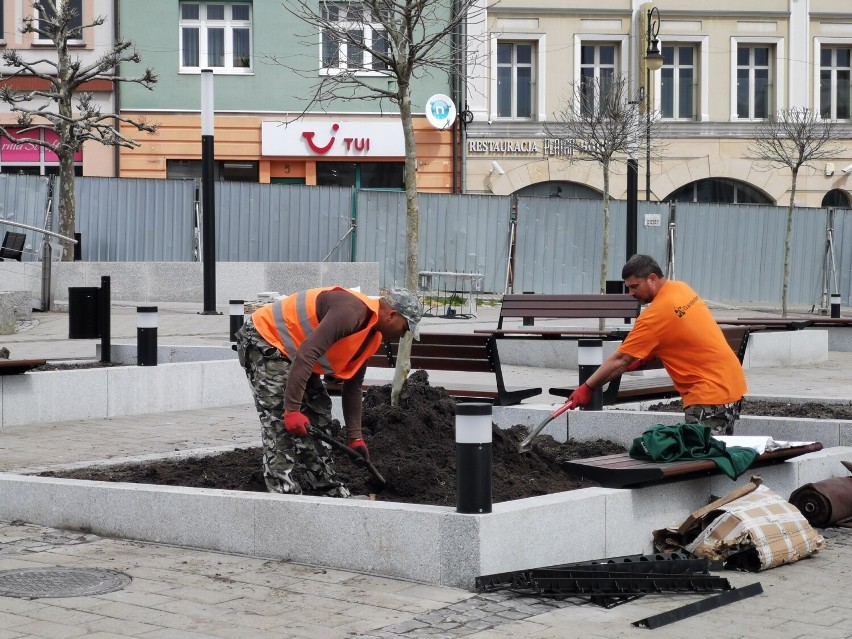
[647,399,852,420]
[41,371,625,506]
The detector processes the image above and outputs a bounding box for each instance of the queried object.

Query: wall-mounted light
[825,163,835,177]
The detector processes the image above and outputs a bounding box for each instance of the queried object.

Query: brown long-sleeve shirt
[284,289,378,440]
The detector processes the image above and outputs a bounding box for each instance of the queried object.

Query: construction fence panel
[673,203,830,306]
[215,182,354,262]
[356,190,512,292]
[0,174,51,261]
[72,177,195,261]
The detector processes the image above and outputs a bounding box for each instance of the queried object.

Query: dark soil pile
[647,399,852,420]
[41,371,625,506]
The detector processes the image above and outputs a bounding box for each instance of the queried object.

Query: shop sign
[262,120,405,158]
[467,137,594,159]
[0,128,83,162]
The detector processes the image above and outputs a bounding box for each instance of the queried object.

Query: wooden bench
[728,318,813,331]
[549,326,753,405]
[326,332,541,406]
[0,359,46,375]
[492,293,640,337]
[739,316,852,328]
[561,442,823,488]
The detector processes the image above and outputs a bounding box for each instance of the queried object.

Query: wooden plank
[562,443,824,488]
[0,359,47,375]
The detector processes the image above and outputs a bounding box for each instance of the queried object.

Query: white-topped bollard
[578,339,603,410]
[831,294,841,319]
[455,403,492,514]
[229,299,245,343]
[136,306,158,366]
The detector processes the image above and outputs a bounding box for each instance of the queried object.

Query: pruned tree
[276,0,484,404]
[0,0,157,260]
[546,75,660,328]
[748,108,842,317]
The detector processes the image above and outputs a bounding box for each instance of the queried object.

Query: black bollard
[137,306,158,366]
[831,294,841,319]
[229,299,245,343]
[578,339,603,410]
[455,403,492,514]
[99,276,111,363]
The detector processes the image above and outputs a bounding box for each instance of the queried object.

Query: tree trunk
[391,82,420,406]
[781,169,798,317]
[598,162,611,330]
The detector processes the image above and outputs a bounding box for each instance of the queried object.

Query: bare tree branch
[748,107,843,316]
[0,0,158,261]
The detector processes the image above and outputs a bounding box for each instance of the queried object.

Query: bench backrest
[719,326,750,362]
[382,333,494,373]
[497,294,640,328]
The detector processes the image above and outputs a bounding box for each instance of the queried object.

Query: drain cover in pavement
[0,568,131,598]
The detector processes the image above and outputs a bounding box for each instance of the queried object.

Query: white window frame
[814,37,852,121]
[730,36,784,122]
[654,35,708,122]
[319,1,390,77]
[33,0,84,45]
[179,2,253,75]
[493,40,537,120]
[490,32,545,122]
[573,35,628,117]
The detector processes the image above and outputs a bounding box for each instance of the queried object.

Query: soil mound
[42,371,625,506]
[647,399,852,421]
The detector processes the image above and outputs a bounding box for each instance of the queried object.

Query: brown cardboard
[655,483,826,571]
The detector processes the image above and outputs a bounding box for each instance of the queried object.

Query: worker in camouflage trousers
[235,286,423,496]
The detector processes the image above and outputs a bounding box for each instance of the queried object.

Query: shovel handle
[308,427,387,488]
[518,398,578,452]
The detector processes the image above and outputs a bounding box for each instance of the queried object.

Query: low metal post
[137,307,158,366]
[830,294,841,319]
[99,276,111,363]
[229,299,245,343]
[578,339,603,410]
[455,403,492,514]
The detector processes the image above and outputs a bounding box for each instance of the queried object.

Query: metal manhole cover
[0,568,131,598]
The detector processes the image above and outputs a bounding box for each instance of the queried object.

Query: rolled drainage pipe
[136,307,158,366]
[455,403,492,514]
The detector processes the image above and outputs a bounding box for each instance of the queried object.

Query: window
[668,179,771,204]
[580,44,617,116]
[180,2,253,73]
[820,46,851,120]
[34,0,83,43]
[321,2,389,74]
[661,45,695,120]
[497,42,534,119]
[316,162,403,189]
[166,159,259,182]
[736,46,771,119]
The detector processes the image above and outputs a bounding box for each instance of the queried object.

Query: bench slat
[562,443,823,488]
[0,359,47,375]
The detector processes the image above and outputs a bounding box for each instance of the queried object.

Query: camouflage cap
[383,287,424,340]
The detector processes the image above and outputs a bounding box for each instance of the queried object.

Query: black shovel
[308,426,387,488]
[518,398,579,453]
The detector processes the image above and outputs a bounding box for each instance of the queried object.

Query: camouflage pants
[684,400,742,436]
[234,319,350,498]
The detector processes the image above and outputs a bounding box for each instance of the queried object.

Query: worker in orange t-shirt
[567,254,748,435]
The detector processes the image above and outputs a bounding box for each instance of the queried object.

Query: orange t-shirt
[617,280,747,407]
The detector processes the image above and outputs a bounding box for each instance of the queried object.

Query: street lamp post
[200,69,219,315]
[645,7,664,201]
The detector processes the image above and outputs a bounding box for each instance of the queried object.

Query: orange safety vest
[251,286,383,380]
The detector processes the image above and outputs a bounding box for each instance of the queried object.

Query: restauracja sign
[467,138,599,158]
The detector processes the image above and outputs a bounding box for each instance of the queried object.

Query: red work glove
[348,438,370,461]
[283,411,310,437]
[567,383,593,408]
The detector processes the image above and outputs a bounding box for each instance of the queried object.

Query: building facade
[0,0,115,177]
[116,1,458,192]
[464,0,852,208]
